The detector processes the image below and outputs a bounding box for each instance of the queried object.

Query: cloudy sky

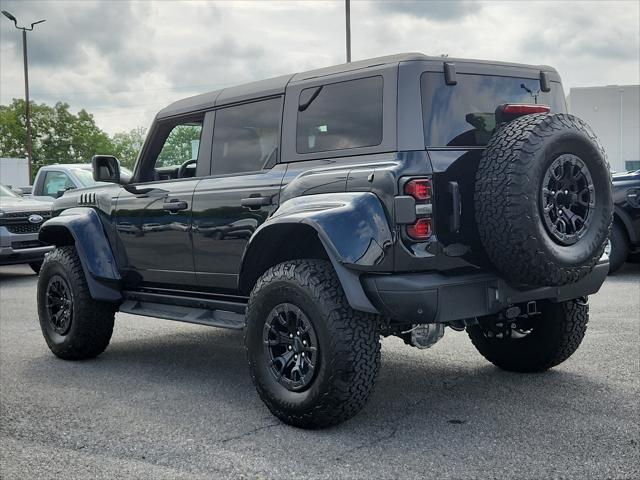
[1,0,638,135]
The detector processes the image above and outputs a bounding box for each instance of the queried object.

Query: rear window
[296,76,383,154]
[421,72,566,147]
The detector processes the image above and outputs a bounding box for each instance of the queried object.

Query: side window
[296,76,383,154]
[42,171,74,197]
[155,121,203,169]
[211,97,282,175]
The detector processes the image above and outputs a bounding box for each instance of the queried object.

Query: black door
[192,97,285,292]
[115,114,211,288]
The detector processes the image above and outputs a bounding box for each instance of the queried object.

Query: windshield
[73,168,99,187]
[0,184,18,198]
[72,166,133,187]
[421,72,567,147]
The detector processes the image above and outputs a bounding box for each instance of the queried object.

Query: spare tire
[475,113,612,286]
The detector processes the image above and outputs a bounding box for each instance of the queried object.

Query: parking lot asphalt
[1,263,638,480]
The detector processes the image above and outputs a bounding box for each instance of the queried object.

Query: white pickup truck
[30,163,132,201]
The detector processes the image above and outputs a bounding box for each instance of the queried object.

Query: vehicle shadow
[610,261,640,276]
[20,325,619,438]
[0,265,37,285]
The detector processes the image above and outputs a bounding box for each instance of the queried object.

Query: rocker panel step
[119,299,246,330]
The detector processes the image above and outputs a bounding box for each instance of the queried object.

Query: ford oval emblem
[28,214,44,224]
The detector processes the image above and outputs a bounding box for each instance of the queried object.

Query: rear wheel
[37,246,116,360]
[607,222,629,274]
[467,299,588,372]
[245,259,380,429]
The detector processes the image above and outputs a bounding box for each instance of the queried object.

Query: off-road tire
[475,113,612,286]
[37,246,116,360]
[467,299,588,372]
[29,261,43,274]
[245,259,381,429]
[607,222,628,274]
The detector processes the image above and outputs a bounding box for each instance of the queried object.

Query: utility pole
[2,11,46,183]
[345,0,351,62]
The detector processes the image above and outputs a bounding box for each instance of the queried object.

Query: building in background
[568,85,640,172]
[0,157,29,187]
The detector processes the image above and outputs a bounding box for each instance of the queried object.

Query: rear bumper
[362,259,609,324]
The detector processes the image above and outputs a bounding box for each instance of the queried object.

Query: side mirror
[92,155,122,184]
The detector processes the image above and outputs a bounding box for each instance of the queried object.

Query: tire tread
[245,259,380,428]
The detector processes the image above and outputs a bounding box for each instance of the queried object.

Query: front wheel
[245,259,381,429]
[37,246,116,360]
[467,299,588,372]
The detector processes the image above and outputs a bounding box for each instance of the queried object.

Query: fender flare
[239,192,393,313]
[39,207,122,302]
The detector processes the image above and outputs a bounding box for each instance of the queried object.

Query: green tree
[111,126,147,169]
[0,99,114,180]
[156,124,201,167]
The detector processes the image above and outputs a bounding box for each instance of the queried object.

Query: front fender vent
[78,192,97,206]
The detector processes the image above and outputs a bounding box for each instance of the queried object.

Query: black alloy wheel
[45,274,73,335]
[263,302,319,392]
[541,154,595,246]
[245,259,381,428]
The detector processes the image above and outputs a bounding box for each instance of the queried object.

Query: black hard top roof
[157,52,557,119]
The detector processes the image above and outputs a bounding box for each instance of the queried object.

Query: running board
[119,291,246,330]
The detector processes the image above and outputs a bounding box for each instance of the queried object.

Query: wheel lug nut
[296,331,300,336]
[289,333,293,338]
[294,354,298,360]
[302,340,307,346]
[301,352,305,357]
[288,345,292,350]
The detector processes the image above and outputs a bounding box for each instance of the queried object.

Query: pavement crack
[335,424,399,461]
[216,422,281,445]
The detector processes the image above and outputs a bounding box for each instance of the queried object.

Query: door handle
[241,195,272,210]
[163,199,189,212]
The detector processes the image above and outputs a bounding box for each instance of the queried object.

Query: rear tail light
[401,177,433,242]
[406,218,432,241]
[404,179,432,201]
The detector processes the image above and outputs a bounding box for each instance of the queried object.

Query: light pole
[345,0,351,62]
[2,10,46,183]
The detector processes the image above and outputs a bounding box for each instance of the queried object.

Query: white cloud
[1,0,638,135]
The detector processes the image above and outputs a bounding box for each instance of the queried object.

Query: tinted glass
[421,72,566,147]
[296,76,383,154]
[212,97,282,175]
[156,122,203,168]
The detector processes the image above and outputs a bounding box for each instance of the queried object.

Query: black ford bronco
[36,53,612,428]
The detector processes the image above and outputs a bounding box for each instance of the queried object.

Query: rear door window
[211,97,282,175]
[296,76,383,153]
[421,72,566,147]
